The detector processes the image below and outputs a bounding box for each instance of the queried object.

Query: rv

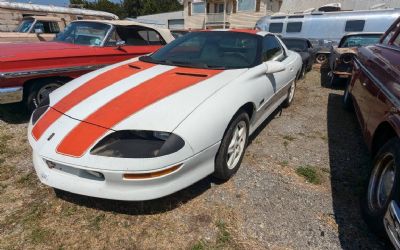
[255,9,400,63]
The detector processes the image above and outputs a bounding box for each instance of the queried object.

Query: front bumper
[32,142,220,201]
[0,86,23,104]
[384,200,400,249]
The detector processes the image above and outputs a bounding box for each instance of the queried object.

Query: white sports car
[28,30,302,201]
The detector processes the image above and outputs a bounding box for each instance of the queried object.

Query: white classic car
[28,29,302,201]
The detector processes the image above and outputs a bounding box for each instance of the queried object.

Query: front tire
[213,112,249,180]
[362,138,400,237]
[342,82,353,111]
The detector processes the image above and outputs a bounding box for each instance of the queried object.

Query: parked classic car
[0,16,66,43]
[28,30,302,201]
[281,37,316,79]
[0,20,174,110]
[328,32,383,87]
[343,17,400,249]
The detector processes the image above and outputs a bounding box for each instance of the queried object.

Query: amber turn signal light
[123,164,182,180]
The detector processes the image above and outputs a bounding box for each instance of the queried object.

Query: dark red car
[0,20,174,110]
[344,17,400,248]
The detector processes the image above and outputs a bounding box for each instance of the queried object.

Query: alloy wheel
[226,120,247,169]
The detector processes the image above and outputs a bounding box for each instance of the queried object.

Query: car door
[263,35,294,96]
[251,35,293,128]
[99,26,166,64]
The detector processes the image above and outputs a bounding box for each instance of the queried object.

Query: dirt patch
[0,68,388,249]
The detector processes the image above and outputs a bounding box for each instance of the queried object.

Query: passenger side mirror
[35,28,44,35]
[265,61,286,74]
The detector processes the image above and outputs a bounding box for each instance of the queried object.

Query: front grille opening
[46,160,105,181]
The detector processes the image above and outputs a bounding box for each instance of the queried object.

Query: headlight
[90,130,185,158]
[31,96,50,125]
[341,54,353,64]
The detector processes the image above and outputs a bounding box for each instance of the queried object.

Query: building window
[345,20,365,32]
[269,23,283,33]
[237,0,255,12]
[192,2,205,14]
[286,22,302,33]
[213,3,224,13]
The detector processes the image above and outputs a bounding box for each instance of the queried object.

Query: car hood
[333,47,358,55]
[0,41,93,64]
[30,59,248,157]
[47,59,248,133]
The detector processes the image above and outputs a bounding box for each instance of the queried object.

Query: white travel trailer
[255,8,400,63]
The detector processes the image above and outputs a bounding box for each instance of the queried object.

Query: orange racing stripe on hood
[56,67,222,157]
[31,61,154,140]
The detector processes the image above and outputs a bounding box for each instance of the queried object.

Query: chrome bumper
[384,201,400,249]
[0,86,23,104]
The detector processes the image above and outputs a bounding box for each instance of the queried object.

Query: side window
[114,26,166,46]
[33,21,60,33]
[262,35,284,61]
[286,22,302,33]
[382,22,400,45]
[269,22,283,33]
[345,20,365,32]
[392,33,400,47]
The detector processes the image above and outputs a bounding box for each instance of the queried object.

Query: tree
[69,0,182,19]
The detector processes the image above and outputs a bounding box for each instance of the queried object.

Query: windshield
[140,31,261,69]
[282,39,307,52]
[55,22,111,46]
[339,34,382,48]
[16,19,34,33]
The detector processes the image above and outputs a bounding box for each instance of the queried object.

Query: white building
[135,11,184,30]
[183,0,283,29]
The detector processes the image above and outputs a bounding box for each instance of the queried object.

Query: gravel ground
[0,67,390,249]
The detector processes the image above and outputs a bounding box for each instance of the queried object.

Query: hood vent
[175,72,208,78]
[129,64,142,69]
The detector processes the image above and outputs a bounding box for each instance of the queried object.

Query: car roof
[200,29,273,37]
[281,37,310,41]
[343,32,384,36]
[71,19,175,43]
[23,16,62,21]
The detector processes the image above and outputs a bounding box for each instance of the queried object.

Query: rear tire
[316,53,328,64]
[213,112,249,180]
[299,65,306,80]
[362,138,400,237]
[25,78,64,112]
[282,80,296,108]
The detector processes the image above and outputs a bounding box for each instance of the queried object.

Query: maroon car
[344,17,400,248]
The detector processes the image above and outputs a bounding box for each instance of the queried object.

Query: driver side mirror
[265,61,286,74]
[35,28,43,35]
[116,40,126,48]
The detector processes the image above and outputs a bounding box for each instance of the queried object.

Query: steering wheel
[225,53,250,64]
